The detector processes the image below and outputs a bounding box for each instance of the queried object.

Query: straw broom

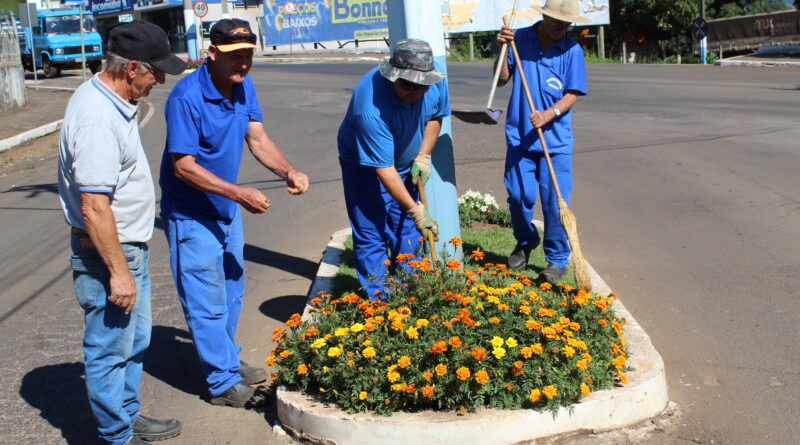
[505,25,592,291]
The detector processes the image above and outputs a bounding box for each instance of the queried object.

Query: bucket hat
[379,39,445,86]
[532,0,590,24]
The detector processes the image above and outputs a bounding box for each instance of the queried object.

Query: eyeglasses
[141,61,165,81]
[398,78,429,92]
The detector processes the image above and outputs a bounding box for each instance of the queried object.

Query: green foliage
[448,32,497,61]
[458,190,511,228]
[707,0,790,18]
[271,240,630,416]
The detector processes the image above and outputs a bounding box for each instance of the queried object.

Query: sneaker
[210,381,257,409]
[540,262,567,282]
[238,360,267,385]
[508,239,538,270]
[133,415,181,442]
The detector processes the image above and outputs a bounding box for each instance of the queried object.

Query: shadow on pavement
[243,244,318,280]
[259,295,307,323]
[19,362,103,445]
[144,325,207,399]
[1,182,59,197]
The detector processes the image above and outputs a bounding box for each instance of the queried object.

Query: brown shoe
[238,360,267,385]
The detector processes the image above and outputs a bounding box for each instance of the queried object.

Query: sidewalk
[0,87,73,150]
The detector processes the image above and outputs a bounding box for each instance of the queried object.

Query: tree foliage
[707,0,790,18]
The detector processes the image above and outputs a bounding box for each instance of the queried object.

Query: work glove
[408,202,439,240]
[410,153,431,186]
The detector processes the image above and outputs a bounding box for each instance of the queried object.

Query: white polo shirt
[57,74,155,244]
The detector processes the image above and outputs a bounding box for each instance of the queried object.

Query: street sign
[692,17,708,40]
[193,0,208,18]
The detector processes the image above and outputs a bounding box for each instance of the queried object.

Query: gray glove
[408,202,439,239]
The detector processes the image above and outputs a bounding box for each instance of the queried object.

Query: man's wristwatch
[552,105,562,118]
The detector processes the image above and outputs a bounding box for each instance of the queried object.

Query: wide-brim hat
[379,39,445,86]
[532,0,590,24]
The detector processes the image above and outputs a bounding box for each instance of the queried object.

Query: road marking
[139,99,155,129]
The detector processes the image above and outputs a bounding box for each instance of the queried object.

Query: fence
[0,11,25,112]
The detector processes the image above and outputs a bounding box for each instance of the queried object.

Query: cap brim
[215,42,258,52]
[532,6,591,24]
[151,54,188,75]
[379,58,445,86]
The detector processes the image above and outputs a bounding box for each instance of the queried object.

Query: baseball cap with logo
[379,39,445,86]
[210,18,258,52]
[108,20,186,75]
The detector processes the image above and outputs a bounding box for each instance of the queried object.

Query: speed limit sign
[193,0,208,18]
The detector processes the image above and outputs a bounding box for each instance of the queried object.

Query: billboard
[442,0,610,33]
[89,0,183,17]
[263,0,389,45]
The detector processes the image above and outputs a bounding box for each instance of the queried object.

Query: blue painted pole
[387,0,462,261]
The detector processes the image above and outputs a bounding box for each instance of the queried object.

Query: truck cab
[19,8,104,78]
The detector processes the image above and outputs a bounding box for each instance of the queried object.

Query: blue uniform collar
[91,74,138,121]
[529,22,572,53]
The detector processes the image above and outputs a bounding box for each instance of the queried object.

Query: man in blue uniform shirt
[159,19,309,408]
[496,0,588,281]
[337,39,449,299]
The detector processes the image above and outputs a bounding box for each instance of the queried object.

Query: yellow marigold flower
[529,389,542,402]
[387,371,400,383]
[359,391,368,400]
[492,347,506,359]
[362,347,376,358]
[528,344,542,356]
[570,322,581,331]
[562,346,576,358]
[449,237,463,247]
[391,383,405,392]
[397,356,412,368]
[543,385,557,399]
[391,319,405,331]
[266,355,276,366]
[490,336,504,348]
[297,364,308,375]
[518,305,531,315]
[362,339,372,346]
[540,282,553,290]
[322,366,329,373]
[435,363,447,376]
[505,337,518,348]
[497,303,509,311]
[405,326,419,339]
[541,327,557,339]
[416,318,429,327]
[617,371,628,384]
[537,308,557,317]
[327,347,342,357]
[474,370,489,384]
[580,383,591,396]
[456,367,471,381]
[576,359,589,371]
[350,323,364,333]
[612,355,627,369]
[421,385,435,398]
[582,352,593,362]
[446,259,461,270]
[279,350,291,359]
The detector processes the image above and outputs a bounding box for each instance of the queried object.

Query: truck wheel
[42,57,61,79]
[89,61,103,74]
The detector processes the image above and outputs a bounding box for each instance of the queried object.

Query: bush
[270,239,630,416]
[458,190,511,228]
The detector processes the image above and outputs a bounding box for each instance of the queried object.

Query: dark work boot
[210,381,257,409]
[238,360,267,385]
[124,434,149,444]
[508,239,538,270]
[133,415,181,442]
[540,262,567,283]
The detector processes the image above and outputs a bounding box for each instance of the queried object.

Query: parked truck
[18,7,103,78]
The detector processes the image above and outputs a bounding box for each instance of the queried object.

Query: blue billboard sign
[90,0,183,17]
[264,0,389,45]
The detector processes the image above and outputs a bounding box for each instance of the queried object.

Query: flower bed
[269,237,630,416]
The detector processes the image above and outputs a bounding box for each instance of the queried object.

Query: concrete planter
[277,228,668,444]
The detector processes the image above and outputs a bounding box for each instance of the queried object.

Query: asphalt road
[0,61,798,444]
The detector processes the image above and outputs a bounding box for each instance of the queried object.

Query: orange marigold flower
[543,385,557,399]
[383,259,392,266]
[599,319,608,327]
[435,363,447,376]
[580,383,591,396]
[576,359,589,371]
[310,297,323,306]
[617,371,628,384]
[470,249,485,261]
[457,407,468,416]
[397,356,412,368]
[506,383,515,391]
[562,346,576,358]
[271,328,285,342]
[529,389,542,402]
[404,384,416,394]
[271,373,278,382]
[531,343,543,355]
[456,367,471,381]
[421,385,435,398]
[279,350,291,359]
[266,355,276,366]
[446,259,461,270]
[296,364,308,375]
[422,370,433,381]
[449,237,463,247]
[448,336,463,348]
[489,317,501,324]
[396,253,414,263]
[474,370,489,384]
[525,320,544,330]
[520,347,533,359]
[612,355,627,369]
[471,347,487,360]
[429,341,448,354]
[539,282,553,290]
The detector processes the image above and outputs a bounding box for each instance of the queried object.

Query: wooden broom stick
[416,176,439,263]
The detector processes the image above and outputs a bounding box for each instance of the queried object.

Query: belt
[71,227,146,251]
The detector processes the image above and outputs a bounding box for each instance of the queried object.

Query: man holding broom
[495,0,588,281]
[337,39,448,300]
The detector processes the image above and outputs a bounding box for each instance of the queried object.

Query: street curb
[277,227,670,444]
[0,120,62,153]
[717,59,800,67]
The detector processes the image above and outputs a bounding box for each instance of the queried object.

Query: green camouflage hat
[379,39,445,86]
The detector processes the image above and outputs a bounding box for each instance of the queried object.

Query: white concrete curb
[0,120,62,153]
[278,227,669,444]
[717,59,800,67]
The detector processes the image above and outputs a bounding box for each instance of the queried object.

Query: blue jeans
[163,210,244,397]
[504,149,572,268]
[340,159,420,300]
[70,237,151,445]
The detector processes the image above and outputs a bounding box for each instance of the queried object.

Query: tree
[706,0,790,18]
[606,0,697,59]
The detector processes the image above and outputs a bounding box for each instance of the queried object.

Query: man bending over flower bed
[337,39,450,299]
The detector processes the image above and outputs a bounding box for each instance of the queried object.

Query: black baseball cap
[108,20,186,75]
[210,18,257,52]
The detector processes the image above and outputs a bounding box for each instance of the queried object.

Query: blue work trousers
[504,148,572,268]
[69,237,151,445]
[340,159,420,300]
[163,209,244,397]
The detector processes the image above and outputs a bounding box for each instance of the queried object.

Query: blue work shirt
[505,22,586,154]
[337,66,450,175]
[160,60,263,222]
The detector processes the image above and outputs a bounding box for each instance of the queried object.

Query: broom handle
[416,176,439,263]
[506,34,565,203]
[486,0,521,109]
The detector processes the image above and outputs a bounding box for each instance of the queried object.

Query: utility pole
[387,0,462,260]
